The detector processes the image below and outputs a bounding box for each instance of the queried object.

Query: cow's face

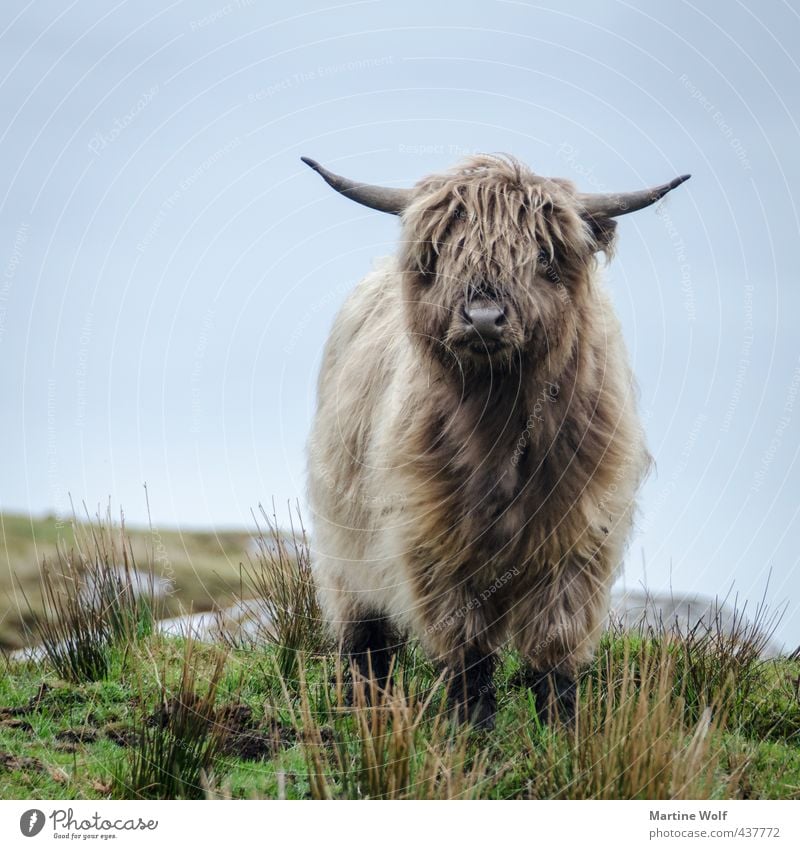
[399,158,609,376]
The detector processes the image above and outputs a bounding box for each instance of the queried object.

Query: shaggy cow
[303,154,689,727]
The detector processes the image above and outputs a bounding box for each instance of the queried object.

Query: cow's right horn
[301,157,412,215]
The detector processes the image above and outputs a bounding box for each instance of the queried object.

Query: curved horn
[301,156,412,215]
[577,174,691,219]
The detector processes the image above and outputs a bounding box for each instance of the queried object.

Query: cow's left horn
[577,173,691,219]
[301,157,412,215]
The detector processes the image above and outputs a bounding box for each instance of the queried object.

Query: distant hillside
[0,512,252,650]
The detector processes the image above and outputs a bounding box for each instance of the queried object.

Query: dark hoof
[524,669,576,726]
[343,672,389,708]
[450,699,496,730]
[342,613,397,707]
[449,682,496,730]
[469,696,497,730]
[442,648,497,729]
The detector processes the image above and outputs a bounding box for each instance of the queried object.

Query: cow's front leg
[511,552,612,726]
[342,611,397,704]
[420,607,499,729]
[516,666,577,724]
[445,645,497,729]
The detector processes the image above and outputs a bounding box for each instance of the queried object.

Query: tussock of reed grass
[230,503,327,682]
[20,506,163,682]
[117,640,229,799]
[570,642,729,799]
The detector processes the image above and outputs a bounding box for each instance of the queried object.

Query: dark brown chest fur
[403,367,601,585]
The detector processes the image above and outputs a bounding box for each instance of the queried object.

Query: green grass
[1,633,798,800]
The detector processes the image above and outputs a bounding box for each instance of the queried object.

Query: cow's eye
[537,250,561,284]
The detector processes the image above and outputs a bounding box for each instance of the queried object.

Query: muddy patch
[0,751,43,771]
[103,700,295,761]
[0,683,53,718]
[216,703,295,760]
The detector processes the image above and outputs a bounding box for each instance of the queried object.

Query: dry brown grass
[276,659,498,800]
[574,643,730,798]
[512,637,741,800]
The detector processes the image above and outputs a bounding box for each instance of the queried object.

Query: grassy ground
[0,510,798,800]
[1,635,798,800]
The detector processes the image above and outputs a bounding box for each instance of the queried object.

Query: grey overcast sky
[1,0,798,645]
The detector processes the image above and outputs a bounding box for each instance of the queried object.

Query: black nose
[465,305,506,341]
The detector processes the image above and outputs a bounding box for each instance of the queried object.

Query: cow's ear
[586,215,617,255]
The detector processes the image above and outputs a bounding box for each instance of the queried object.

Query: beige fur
[307,155,650,677]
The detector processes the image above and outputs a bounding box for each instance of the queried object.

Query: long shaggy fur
[308,155,649,717]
